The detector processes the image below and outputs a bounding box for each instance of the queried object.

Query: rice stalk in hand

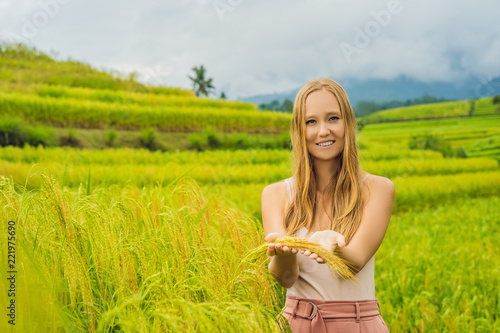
[244,236,355,280]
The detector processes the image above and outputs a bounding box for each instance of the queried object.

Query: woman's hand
[265,232,298,257]
[301,230,346,264]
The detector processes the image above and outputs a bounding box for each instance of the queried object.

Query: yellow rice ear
[245,236,356,280]
[273,237,355,280]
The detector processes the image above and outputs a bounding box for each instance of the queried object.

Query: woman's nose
[319,122,330,136]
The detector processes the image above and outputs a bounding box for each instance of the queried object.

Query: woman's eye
[329,116,339,121]
[306,120,315,124]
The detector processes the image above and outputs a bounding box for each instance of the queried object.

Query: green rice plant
[225,132,251,150]
[408,132,446,151]
[0,117,55,148]
[464,134,500,161]
[362,158,498,178]
[361,101,470,124]
[473,97,499,116]
[362,114,500,138]
[187,130,290,151]
[376,196,500,332]
[24,125,57,147]
[139,128,157,151]
[0,117,27,147]
[0,174,283,332]
[202,126,222,149]
[105,129,118,148]
[0,153,497,193]
[0,44,193,96]
[391,171,500,212]
[59,128,80,147]
[203,171,500,220]
[188,132,206,151]
[0,92,290,133]
[35,84,256,111]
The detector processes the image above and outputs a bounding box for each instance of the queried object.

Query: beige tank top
[283,175,376,300]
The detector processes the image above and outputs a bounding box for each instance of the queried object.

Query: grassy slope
[1,43,499,333]
[0,44,289,134]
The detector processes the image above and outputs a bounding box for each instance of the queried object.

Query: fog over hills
[240,75,500,107]
[1,0,499,101]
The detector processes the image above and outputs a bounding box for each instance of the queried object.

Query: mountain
[240,74,500,107]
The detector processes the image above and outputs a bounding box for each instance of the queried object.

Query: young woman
[261,78,395,332]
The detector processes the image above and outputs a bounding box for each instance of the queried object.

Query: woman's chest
[310,201,333,231]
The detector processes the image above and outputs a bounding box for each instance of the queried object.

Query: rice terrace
[0,45,499,332]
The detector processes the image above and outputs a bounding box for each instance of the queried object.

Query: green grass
[474,97,499,116]
[360,114,500,160]
[1,42,500,333]
[0,44,192,95]
[1,171,498,332]
[33,84,256,110]
[361,100,470,124]
[0,175,283,332]
[377,195,500,332]
[0,92,290,133]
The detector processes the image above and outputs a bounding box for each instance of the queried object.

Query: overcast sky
[1,0,499,100]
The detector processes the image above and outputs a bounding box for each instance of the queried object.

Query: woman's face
[304,89,345,162]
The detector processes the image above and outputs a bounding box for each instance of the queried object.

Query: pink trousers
[279,294,389,333]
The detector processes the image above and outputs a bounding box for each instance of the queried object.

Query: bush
[188,129,291,151]
[356,118,366,132]
[105,129,118,147]
[468,100,476,117]
[25,126,56,147]
[0,117,27,147]
[455,147,468,158]
[0,117,57,147]
[409,133,467,158]
[409,133,446,151]
[188,127,222,150]
[60,128,80,147]
[189,133,205,151]
[277,132,292,150]
[139,128,157,150]
[202,127,221,149]
[225,132,249,150]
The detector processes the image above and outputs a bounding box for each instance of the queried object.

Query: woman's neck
[313,157,341,193]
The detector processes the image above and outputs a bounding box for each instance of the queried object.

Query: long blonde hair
[284,78,364,244]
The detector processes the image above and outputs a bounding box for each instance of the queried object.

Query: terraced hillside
[0,43,499,332]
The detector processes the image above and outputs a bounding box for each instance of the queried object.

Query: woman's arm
[261,182,299,288]
[303,175,395,274]
[340,175,395,272]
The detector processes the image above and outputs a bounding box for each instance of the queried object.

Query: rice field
[34,85,257,111]
[0,92,290,133]
[474,97,499,116]
[361,100,471,124]
[360,114,500,161]
[1,126,499,332]
[1,44,499,332]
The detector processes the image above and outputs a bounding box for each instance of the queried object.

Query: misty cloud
[1,0,498,99]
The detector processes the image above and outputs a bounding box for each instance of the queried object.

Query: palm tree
[188,65,215,97]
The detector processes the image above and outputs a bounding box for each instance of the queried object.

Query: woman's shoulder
[361,172,395,196]
[261,179,289,203]
[263,177,290,189]
[261,179,291,232]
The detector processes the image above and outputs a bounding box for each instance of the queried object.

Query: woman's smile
[316,140,335,147]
